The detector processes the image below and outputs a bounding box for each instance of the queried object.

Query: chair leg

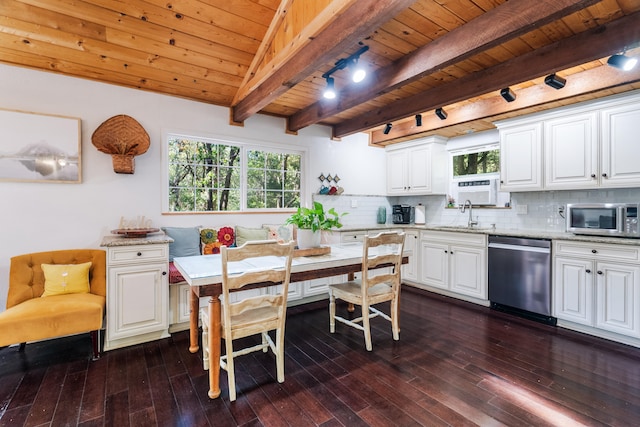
[225,339,237,402]
[90,330,101,360]
[200,309,209,370]
[391,297,400,341]
[362,304,372,351]
[262,331,268,353]
[329,292,336,333]
[275,329,285,383]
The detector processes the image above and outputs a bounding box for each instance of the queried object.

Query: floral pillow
[199,227,235,255]
[263,224,294,243]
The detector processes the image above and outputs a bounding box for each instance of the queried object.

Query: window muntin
[165,133,303,212]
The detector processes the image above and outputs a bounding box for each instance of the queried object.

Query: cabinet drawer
[341,232,366,243]
[108,244,168,264]
[554,240,640,262]
[420,230,486,247]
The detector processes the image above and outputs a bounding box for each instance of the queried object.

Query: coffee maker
[392,204,414,224]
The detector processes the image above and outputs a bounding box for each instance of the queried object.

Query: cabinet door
[407,146,431,193]
[420,241,448,289]
[107,262,169,340]
[553,257,593,326]
[499,123,543,191]
[600,102,640,187]
[595,261,640,338]
[544,112,599,190]
[386,150,407,194]
[402,231,419,282]
[449,245,486,299]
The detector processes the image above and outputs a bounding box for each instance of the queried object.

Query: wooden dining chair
[329,231,406,351]
[200,240,294,402]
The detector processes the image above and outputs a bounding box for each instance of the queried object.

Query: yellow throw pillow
[41,262,92,297]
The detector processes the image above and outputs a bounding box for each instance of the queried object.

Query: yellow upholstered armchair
[0,249,106,360]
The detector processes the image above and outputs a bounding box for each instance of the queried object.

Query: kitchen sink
[432,225,494,232]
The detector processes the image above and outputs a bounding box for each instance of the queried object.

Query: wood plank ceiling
[1,0,640,146]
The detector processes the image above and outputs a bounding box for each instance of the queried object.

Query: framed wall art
[0,108,82,183]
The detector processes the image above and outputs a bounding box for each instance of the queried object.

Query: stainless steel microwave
[566,203,639,237]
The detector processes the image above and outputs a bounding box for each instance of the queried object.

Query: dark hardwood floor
[1,286,639,427]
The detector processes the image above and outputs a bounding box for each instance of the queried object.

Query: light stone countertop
[100,232,174,247]
[337,224,640,246]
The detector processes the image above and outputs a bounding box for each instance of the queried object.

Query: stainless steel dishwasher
[488,235,556,325]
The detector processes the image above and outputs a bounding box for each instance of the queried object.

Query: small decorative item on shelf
[111,215,160,237]
[318,173,326,182]
[447,195,456,208]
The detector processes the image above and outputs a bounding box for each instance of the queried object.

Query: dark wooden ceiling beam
[334,11,640,138]
[370,65,640,144]
[287,0,600,133]
[231,0,416,124]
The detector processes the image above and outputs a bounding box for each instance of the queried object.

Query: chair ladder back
[362,232,406,292]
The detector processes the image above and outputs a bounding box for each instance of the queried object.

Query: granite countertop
[100,232,174,247]
[337,224,640,246]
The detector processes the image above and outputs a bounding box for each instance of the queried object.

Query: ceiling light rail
[321,46,369,99]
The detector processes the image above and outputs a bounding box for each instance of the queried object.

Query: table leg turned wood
[189,287,200,353]
[208,297,222,399]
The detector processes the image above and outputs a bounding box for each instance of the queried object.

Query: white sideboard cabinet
[386,137,448,195]
[101,235,171,351]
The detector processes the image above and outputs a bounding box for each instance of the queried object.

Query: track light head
[607,54,638,71]
[500,87,516,102]
[383,123,392,135]
[350,58,366,83]
[323,77,336,99]
[545,73,566,89]
[435,108,447,120]
[415,114,422,127]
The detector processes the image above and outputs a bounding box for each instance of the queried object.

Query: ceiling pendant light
[607,53,638,71]
[323,77,336,99]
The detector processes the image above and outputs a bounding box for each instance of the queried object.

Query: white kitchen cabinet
[600,100,640,187]
[386,137,448,195]
[417,230,487,303]
[402,229,419,282]
[544,112,599,190]
[104,243,170,351]
[498,122,543,192]
[553,240,640,344]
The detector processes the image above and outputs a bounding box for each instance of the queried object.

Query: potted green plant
[285,201,346,249]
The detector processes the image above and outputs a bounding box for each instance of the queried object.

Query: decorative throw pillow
[235,226,268,247]
[41,262,92,297]
[161,226,201,261]
[217,226,235,247]
[263,224,294,243]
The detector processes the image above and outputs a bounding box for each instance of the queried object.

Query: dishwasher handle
[488,242,551,254]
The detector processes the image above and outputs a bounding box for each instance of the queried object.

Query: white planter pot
[297,229,321,249]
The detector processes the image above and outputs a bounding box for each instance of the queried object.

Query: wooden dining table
[173,242,408,399]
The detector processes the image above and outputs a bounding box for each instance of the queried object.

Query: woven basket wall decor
[91,115,150,174]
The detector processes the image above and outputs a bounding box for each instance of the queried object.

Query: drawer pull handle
[590,174,596,178]
[586,269,591,274]
[137,252,142,256]
[602,173,608,178]
[591,249,597,254]
[162,271,167,275]
[597,270,603,275]
[444,250,448,253]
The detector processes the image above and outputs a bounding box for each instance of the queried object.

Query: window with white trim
[164,133,303,212]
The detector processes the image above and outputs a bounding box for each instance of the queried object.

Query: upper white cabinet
[386,137,448,195]
[499,122,543,191]
[497,90,640,192]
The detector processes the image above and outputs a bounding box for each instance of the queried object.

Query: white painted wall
[0,64,386,311]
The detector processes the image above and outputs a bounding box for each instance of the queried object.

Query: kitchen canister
[377,206,387,224]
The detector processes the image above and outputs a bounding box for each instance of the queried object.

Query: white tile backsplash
[316,188,640,231]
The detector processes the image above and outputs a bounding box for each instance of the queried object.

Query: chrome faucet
[461,199,478,228]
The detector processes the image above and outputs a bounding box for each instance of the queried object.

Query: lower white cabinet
[553,240,640,343]
[104,243,170,351]
[402,229,419,282]
[415,230,487,303]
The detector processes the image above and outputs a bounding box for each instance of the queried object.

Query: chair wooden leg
[391,297,400,341]
[276,329,285,383]
[90,330,101,360]
[200,309,209,371]
[329,293,336,333]
[363,304,372,351]
[225,338,237,402]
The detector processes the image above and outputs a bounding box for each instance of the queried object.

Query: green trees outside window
[452,148,500,177]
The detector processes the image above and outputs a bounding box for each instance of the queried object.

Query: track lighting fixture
[500,87,516,102]
[607,53,638,71]
[383,123,392,134]
[435,108,448,120]
[323,77,336,99]
[415,114,422,127]
[544,73,566,89]
[321,46,369,99]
